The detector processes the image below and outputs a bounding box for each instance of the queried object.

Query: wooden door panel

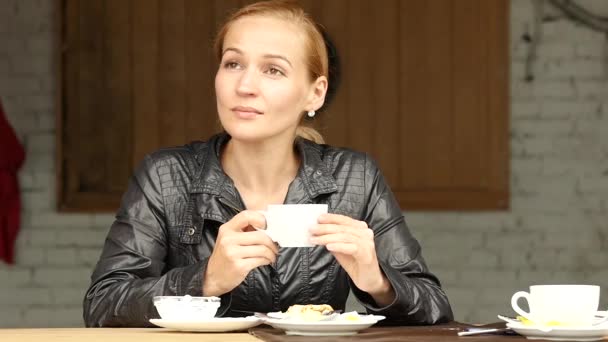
[75,0,105,193]
[132,0,160,170]
[315,0,349,147]
[59,0,133,211]
[185,0,218,143]
[158,0,187,148]
[486,0,510,203]
[452,0,486,189]
[58,0,509,211]
[370,0,400,187]
[104,0,132,193]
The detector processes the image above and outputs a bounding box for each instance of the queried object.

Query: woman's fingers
[326,242,358,255]
[310,223,373,240]
[233,231,279,254]
[221,210,267,233]
[204,211,277,296]
[236,245,277,263]
[240,257,274,273]
[318,213,362,226]
[310,232,355,245]
[218,210,278,254]
[310,220,376,259]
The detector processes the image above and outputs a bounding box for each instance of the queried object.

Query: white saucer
[149,316,262,332]
[264,315,385,336]
[507,322,608,341]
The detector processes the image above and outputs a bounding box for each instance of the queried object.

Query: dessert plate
[149,316,262,332]
[264,315,385,336]
[507,322,608,341]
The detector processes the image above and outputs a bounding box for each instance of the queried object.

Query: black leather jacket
[83,133,453,327]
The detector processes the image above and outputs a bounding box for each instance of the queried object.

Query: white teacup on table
[511,284,607,327]
[256,204,327,247]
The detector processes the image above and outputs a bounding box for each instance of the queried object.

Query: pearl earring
[307,110,316,118]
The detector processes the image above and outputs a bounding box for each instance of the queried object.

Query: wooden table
[0,328,259,342]
[4,322,608,341]
[0,323,525,342]
[0,323,531,342]
[250,323,527,341]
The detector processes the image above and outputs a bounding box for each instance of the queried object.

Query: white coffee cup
[511,285,601,327]
[257,204,327,247]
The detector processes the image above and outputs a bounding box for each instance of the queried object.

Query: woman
[83,0,453,327]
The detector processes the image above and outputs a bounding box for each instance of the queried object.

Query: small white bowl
[153,295,221,320]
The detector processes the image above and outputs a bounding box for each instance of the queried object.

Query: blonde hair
[214,0,327,144]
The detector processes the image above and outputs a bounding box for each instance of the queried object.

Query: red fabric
[0,99,25,264]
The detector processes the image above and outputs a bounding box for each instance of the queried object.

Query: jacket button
[187,227,196,236]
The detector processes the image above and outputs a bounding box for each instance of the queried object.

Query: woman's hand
[309,213,395,306]
[203,210,278,296]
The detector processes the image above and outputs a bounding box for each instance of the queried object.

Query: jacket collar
[294,137,338,197]
[192,133,338,204]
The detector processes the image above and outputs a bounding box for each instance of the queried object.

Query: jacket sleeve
[349,155,454,325]
[82,155,209,327]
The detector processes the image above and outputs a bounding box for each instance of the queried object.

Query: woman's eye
[224,61,240,69]
[266,66,285,76]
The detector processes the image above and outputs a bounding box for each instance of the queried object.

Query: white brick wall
[1,0,607,327]
[0,0,115,328]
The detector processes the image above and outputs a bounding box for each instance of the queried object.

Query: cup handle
[511,291,532,320]
[593,310,608,326]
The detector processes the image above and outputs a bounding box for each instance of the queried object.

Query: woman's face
[215,15,324,143]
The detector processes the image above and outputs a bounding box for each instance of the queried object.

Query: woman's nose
[236,69,258,96]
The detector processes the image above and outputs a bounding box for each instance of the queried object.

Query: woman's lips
[232,106,263,119]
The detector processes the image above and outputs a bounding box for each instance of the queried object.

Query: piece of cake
[286,304,335,321]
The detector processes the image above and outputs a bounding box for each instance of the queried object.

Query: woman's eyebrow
[222,47,243,56]
[262,54,292,68]
[222,47,292,68]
